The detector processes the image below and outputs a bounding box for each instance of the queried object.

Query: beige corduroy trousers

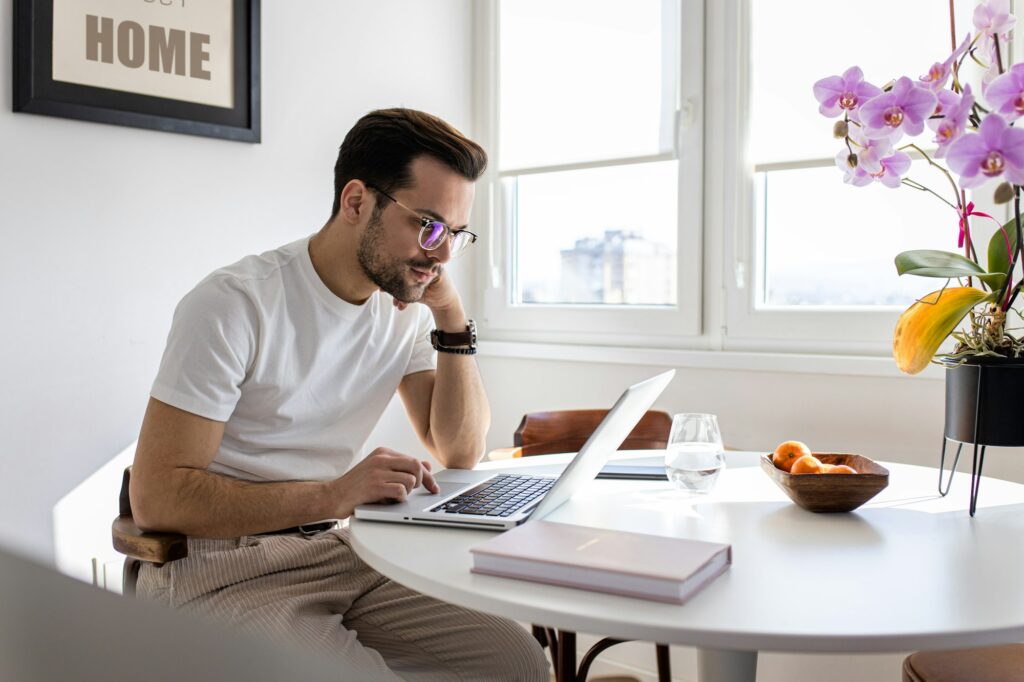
[137,527,550,681]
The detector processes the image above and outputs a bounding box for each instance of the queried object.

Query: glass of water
[665,413,725,493]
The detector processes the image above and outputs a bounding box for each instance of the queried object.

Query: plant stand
[940,359,1024,516]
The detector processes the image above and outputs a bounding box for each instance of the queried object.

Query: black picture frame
[13,0,260,143]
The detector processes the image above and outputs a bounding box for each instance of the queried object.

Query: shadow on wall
[53,441,136,587]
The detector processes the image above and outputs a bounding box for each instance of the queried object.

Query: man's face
[356,156,475,303]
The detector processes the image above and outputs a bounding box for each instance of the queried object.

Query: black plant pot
[941,357,1024,516]
[944,357,1024,446]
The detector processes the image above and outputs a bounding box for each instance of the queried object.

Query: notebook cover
[470,521,731,603]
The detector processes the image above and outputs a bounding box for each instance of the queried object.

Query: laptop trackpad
[435,468,488,484]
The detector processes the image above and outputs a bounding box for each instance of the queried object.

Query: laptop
[354,369,675,530]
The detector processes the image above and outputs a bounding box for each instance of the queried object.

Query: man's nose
[425,236,452,264]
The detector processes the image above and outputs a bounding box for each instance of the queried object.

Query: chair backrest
[111,467,188,595]
[513,409,672,457]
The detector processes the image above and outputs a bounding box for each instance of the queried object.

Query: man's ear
[338,179,373,224]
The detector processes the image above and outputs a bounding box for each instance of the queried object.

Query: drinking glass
[664,413,725,493]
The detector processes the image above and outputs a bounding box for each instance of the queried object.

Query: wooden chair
[902,645,1024,682]
[496,409,673,682]
[111,467,187,596]
[490,409,673,461]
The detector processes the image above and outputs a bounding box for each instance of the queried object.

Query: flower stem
[1006,280,1023,311]
[997,187,1022,310]
[900,178,958,211]
[900,143,963,205]
[948,0,956,53]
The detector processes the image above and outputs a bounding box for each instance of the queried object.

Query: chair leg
[655,644,671,682]
[576,638,627,681]
[121,558,141,598]
[557,630,577,682]
[532,624,549,648]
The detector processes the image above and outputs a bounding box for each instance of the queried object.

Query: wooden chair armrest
[111,516,188,566]
[486,447,523,461]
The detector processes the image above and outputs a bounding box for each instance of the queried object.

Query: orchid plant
[814,0,1024,374]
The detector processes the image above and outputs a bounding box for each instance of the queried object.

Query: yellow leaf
[893,287,992,374]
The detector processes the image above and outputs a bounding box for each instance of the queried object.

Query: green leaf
[987,216,1020,279]
[895,250,1006,288]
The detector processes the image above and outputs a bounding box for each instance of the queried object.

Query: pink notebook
[470,521,731,604]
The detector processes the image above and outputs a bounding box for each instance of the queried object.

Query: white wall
[0,0,474,562]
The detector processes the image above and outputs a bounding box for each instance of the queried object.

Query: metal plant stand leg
[937,438,963,496]
[970,444,987,517]
[941,360,997,515]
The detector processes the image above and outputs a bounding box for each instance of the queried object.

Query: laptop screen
[526,369,675,522]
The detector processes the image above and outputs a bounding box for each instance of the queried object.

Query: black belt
[258,521,338,536]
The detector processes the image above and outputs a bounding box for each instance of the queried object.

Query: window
[478,0,987,357]
[724,0,987,352]
[478,0,704,345]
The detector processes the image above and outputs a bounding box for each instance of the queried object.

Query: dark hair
[331,108,488,219]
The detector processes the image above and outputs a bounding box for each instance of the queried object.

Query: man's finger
[421,462,440,493]
[386,471,418,494]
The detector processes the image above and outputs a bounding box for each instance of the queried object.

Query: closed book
[470,521,731,604]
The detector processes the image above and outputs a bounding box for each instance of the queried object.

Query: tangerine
[790,455,825,475]
[825,464,857,474]
[772,441,812,472]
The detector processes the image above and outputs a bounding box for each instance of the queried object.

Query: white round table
[350,451,1024,682]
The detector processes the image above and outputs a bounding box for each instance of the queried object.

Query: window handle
[675,98,698,153]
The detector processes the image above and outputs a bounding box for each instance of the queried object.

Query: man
[130,108,550,681]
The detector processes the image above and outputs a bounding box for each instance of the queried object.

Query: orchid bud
[833,120,849,138]
[881,79,895,92]
[994,182,1015,204]
[846,153,858,168]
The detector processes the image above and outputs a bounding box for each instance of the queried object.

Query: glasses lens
[420,221,447,250]
[450,232,472,256]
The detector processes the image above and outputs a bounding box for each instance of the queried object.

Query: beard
[356,210,435,303]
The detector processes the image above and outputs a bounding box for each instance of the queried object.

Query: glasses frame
[365,183,478,255]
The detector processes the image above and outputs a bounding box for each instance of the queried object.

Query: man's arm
[131,397,437,537]
[397,275,490,470]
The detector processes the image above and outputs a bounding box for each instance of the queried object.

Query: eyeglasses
[366,183,478,257]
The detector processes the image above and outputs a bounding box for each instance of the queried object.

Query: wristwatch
[431,319,477,355]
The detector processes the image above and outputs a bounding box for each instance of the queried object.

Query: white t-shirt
[151,236,436,482]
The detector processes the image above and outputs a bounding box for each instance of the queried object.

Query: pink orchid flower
[919,34,972,92]
[946,113,1024,188]
[928,85,975,158]
[858,77,938,142]
[813,66,882,119]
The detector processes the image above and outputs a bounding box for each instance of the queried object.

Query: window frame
[473,0,705,348]
[719,0,1010,356]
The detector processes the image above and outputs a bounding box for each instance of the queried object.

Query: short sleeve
[405,304,437,376]
[150,274,257,421]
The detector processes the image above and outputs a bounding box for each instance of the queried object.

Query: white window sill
[477,340,945,381]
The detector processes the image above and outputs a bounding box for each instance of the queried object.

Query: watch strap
[431,319,477,351]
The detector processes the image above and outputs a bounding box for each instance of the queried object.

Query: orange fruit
[825,464,857,475]
[772,441,812,472]
[790,455,825,475]
[820,463,836,473]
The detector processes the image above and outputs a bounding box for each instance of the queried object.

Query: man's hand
[330,447,440,519]
[392,266,462,323]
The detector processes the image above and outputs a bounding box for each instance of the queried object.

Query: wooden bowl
[760,453,889,513]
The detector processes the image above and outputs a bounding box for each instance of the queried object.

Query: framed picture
[13,0,260,143]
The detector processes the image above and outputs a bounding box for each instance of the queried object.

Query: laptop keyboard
[430,474,556,517]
